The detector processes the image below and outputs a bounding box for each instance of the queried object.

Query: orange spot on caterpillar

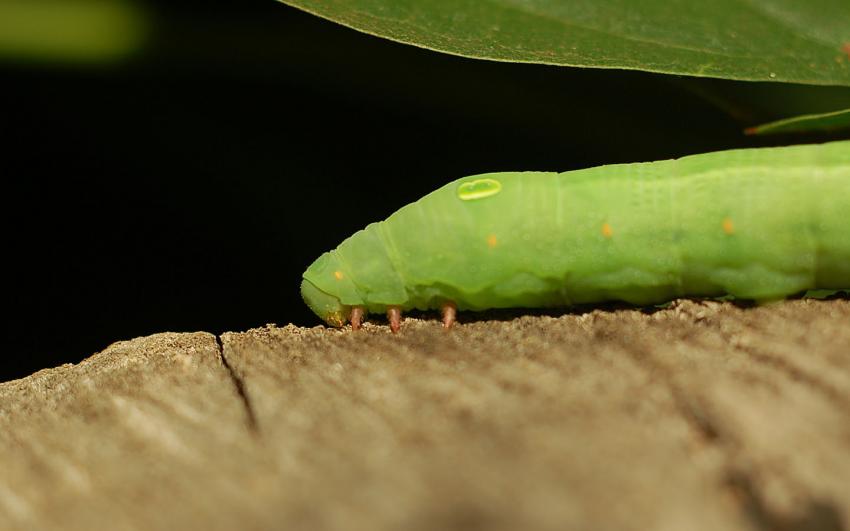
[601,222,613,238]
[486,234,498,248]
[334,270,344,280]
[843,42,850,61]
[722,217,735,235]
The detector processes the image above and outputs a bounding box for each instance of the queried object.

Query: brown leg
[350,306,364,331]
[387,306,402,333]
[441,301,457,329]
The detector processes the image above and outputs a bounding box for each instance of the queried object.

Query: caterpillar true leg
[387,306,402,333]
[350,306,364,331]
[441,301,457,329]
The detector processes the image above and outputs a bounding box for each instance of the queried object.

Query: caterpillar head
[300,251,360,327]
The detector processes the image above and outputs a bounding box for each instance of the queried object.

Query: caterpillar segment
[301,140,850,331]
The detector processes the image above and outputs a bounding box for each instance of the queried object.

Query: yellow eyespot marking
[601,222,613,238]
[722,217,735,235]
[334,270,344,280]
[486,234,498,248]
[457,178,502,201]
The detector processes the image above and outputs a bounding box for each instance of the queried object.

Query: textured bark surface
[1,298,849,531]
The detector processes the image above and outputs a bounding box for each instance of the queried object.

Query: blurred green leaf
[279,0,850,86]
[744,108,850,135]
[0,0,148,64]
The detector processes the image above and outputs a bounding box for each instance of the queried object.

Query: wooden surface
[1,298,849,531]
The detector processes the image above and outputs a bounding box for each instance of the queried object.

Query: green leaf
[744,108,850,135]
[0,0,148,64]
[278,0,850,86]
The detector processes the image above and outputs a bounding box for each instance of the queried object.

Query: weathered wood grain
[2,298,849,531]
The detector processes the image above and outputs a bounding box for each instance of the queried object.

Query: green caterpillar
[301,140,850,331]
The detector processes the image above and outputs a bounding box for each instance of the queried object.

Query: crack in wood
[728,340,850,412]
[618,336,846,531]
[675,300,850,411]
[215,335,259,433]
[669,383,845,531]
[667,375,846,531]
[725,471,846,531]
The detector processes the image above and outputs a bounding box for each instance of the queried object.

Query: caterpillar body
[301,140,850,331]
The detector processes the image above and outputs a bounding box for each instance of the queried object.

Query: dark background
[3,0,849,382]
